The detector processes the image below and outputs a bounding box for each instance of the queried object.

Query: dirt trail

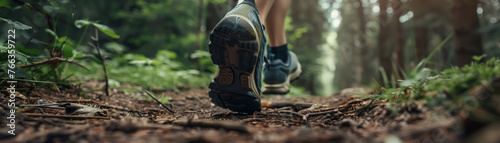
[1,81,460,142]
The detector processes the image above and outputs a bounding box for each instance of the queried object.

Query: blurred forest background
[1,0,499,96]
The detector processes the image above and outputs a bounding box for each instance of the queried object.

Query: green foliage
[285,85,308,98]
[285,0,329,95]
[0,45,30,64]
[191,50,216,73]
[0,1,121,85]
[143,95,170,104]
[378,67,390,88]
[424,58,500,95]
[0,0,11,9]
[75,20,120,39]
[0,0,318,96]
[371,32,500,114]
[105,0,203,60]
[477,23,500,57]
[206,0,227,4]
[0,17,32,30]
[285,17,309,45]
[373,33,454,102]
[419,34,453,70]
[372,57,500,111]
[158,96,170,104]
[68,48,212,91]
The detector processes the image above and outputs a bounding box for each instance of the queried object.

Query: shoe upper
[264,51,300,84]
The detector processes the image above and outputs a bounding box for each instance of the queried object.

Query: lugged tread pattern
[208,81,261,113]
[239,50,257,72]
[208,15,262,113]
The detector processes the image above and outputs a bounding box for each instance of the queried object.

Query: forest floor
[0,80,497,143]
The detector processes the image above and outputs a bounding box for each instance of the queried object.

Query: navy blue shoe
[263,51,302,94]
[208,1,266,113]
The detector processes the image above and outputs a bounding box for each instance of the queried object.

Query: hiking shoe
[208,1,266,113]
[262,51,302,94]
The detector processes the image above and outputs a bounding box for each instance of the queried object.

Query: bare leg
[264,0,290,47]
[255,0,275,22]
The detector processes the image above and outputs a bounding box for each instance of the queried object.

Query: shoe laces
[264,53,275,70]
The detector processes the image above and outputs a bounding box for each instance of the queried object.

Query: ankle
[270,44,288,63]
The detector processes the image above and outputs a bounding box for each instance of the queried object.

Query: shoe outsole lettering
[208,15,262,113]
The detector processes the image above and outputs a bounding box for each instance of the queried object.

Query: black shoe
[263,51,302,94]
[208,1,266,113]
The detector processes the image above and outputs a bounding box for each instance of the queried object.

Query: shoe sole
[208,15,262,113]
[262,62,302,95]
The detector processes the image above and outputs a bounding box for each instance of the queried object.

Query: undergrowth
[372,57,500,113]
[66,50,214,91]
[371,33,500,114]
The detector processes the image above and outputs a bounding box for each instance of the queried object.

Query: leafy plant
[371,33,500,114]
[372,57,500,111]
[67,48,213,91]
[144,96,170,104]
[0,0,122,91]
[75,20,120,39]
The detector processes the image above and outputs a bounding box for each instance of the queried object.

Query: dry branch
[57,99,99,104]
[136,124,184,131]
[89,28,109,96]
[18,57,90,71]
[303,109,340,121]
[173,119,252,133]
[276,110,306,119]
[145,91,175,113]
[23,113,110,120]
[261,101,315,109]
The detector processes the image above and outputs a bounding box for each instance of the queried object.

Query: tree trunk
[378,0,391,82]
[413,27,429,63]
[391,0,404,82]
[194,0,205,69]
[409,0,432,66]
[290,0,328,94]
[357,0,372,85]
[452,0,483,66]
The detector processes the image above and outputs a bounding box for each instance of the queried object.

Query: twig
[55,100,147,115]
[145,91,175,113]
[173,119,252,133]
[55,37,69,58]
[64,100,144,114]
[19,103,66,109]
[307,109,339,117]
[89,27,109,96]
[344,100,378,115]
[97,104,143,114]
[261,101,315,109]
[57,99,96,103]
[303,109,340,121]
[337,98,372,112]
[36,107,46,114]
[136,124,184,131]
[18,57,90,71]
[277,110,305,119]
[23,113,110,120]
[241,118,265,123]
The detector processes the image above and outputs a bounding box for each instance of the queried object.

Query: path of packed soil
[0,81,462,142]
